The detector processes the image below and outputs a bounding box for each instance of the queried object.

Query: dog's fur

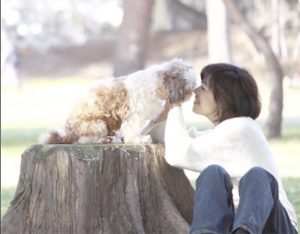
[40,58,197,144]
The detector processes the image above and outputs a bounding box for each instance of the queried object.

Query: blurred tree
[270,0,287,58]
[1,0,122,51]
[206,0,231,62]
[165,0,206,30]
[223,0,284,138]
[113,0,155,76]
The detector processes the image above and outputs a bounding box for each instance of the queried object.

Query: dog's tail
[39,128,75,144]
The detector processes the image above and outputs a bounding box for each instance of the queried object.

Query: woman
[150,63,298,234]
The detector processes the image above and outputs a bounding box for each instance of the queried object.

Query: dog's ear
[157,70,164,79]
[160,71,187,104]
[161,70,178,87]
[155,71,169,100]
[168,79,186,104]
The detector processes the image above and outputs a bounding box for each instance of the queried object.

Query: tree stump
[1,144,195,234]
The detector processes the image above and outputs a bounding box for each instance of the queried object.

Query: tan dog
[40,58,197,144]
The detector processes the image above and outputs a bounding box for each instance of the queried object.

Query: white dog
[40,58,197,144]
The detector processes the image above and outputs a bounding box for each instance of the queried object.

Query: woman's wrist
[152,102,181,124]
[166,101,181,109]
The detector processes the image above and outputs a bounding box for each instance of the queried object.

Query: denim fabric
[190,165,298,234]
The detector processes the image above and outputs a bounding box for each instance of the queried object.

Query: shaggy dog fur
[40,58,197,144]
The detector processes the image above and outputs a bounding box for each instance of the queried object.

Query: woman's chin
[192,105,201,115]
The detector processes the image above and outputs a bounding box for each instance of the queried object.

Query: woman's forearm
[153,102,181,124]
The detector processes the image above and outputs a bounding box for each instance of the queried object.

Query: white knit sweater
[157,106,297,230]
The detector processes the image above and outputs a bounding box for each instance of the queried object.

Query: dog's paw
[109,136,124,144]
[140,135,152,143]
[123,135,152,144]
[77,136,111,144]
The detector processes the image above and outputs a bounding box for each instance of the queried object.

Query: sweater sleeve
[164,107,249,175]
[147,121,166,143]
[164,106,199,170]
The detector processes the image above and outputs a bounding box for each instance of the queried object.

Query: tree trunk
[270,0,288,58]
[113,0,155,77]
[1,144,194,234]
[270,0,281,57]
[223,0,284,138]
[206,0,231,63]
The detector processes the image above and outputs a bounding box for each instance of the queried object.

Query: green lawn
[1,78,300,232]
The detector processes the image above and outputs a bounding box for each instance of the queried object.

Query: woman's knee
[243,167,273,180]
[240,167,278,192]
[196,165,230,184]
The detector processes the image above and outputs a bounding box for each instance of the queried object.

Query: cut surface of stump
[1,144,195,234]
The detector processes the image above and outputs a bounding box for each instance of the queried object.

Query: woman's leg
[190,165,234,234]
[233,167,297,234]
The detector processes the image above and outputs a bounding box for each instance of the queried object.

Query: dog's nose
[186,65,193,70]
[184,65,193,71]
[194,86,201,94]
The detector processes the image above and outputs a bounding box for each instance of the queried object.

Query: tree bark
[1,144,194,234]
[223,0,284,138]
[113,0,155,77]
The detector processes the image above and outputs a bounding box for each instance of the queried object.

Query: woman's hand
[152,101,181,124]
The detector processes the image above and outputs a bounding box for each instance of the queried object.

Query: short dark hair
[200,63,261,122]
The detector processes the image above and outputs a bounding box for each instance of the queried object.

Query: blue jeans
[190,165,298,234]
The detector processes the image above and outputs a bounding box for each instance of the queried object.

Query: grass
[1,77,300,232]
[282,178,300,211]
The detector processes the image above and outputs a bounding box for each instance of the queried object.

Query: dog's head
[157,58,197,104]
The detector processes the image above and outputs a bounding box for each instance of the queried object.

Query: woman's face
[193,81,219,123]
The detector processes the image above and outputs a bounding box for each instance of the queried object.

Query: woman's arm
[164,107,250,175]
[164,106,194,167]
[152,101,180,124]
